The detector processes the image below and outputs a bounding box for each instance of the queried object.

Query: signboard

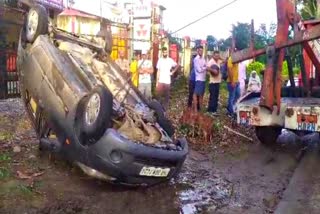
[133,1,151,18]
[35,0,64,10]
[69,0,130,24]
[133,18,151,50]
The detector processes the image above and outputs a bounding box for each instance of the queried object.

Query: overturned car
[17,4,188,186]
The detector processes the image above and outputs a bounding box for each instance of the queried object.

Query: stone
[13,146,21,153]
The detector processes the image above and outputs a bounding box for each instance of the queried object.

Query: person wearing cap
[206,50,222,115]
[138,50,153,99]
[193,45,207,112]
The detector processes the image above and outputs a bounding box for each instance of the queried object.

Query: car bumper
[83,129,188,186]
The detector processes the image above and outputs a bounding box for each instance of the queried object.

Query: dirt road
[0,99,319,214]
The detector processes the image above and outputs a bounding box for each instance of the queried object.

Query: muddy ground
[0,79,318,214]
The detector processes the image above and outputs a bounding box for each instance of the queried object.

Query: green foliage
[233,22,251,50]
[282,61,289,77]
[246,61,265,75]
[0,154,11,162]
[0,167,10,179]
[195,39,202,48]
[298,0,319,19]
[206,35,217,51]
[293,66,300,75]
[168,34,182,50]
[217,37,232,51]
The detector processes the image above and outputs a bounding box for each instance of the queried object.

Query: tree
[298,0,319,19]
[254,23,277,63]
[232,22,251,50]
[206,35,217,51]
[217,37,232,51]
[194,39,202,48]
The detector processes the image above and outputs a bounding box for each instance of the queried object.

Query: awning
[58,9,98,19]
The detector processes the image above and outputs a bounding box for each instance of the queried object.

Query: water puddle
[172,157,233,214]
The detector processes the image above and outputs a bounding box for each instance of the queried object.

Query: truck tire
[77,87,113,143]
[26,4,48,43]
[148,100,175,137]
[255,126,282,146]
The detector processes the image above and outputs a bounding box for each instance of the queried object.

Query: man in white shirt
[156,47,179,110]
[206,50,222,115]
[138,50,153,99]
[193,46,207,112]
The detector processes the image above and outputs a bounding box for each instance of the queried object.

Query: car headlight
[85,93,101,125]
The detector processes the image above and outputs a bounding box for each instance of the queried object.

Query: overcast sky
[157,0,277,40]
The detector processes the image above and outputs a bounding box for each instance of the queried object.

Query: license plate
[139,166,170,177]
[239,111,251,125]
[297,114,318,132]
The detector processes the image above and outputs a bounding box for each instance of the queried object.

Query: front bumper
[83,129,188,186]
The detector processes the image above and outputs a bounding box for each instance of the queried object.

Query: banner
[133,18,151,51]
[69,0,130,24]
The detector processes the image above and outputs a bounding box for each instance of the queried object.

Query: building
[124,0,166,66]
[63,0,130,60]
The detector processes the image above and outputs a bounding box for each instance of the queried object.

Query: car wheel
[77,87,113,143]
[26,4,48,43]
[255,126,282,146]
[148,100,175,137]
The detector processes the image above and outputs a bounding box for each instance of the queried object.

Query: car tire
[25,4,48,43]
[148,100,175,137]
[255,126,282,146]
[77,87,113,143]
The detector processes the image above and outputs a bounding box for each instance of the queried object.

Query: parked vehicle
[17,4,188,186]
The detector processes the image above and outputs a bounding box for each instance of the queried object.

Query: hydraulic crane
[232,0,320,144]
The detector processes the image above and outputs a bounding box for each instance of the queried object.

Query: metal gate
[0,50,20,99]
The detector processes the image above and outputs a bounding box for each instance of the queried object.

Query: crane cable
[169,0,240,35]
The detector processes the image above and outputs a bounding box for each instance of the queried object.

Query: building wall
[57,15,100,35]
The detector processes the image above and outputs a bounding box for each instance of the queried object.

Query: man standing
[138,50,153,99]
[130,52,140,87]
[115,50,130,75]
[206,50,222,115]
[227,48,240,118]
[193,46,207,112]
[156,47,179,110]
[187,54,197,109]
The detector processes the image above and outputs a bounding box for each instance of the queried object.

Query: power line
[170,0,239,35]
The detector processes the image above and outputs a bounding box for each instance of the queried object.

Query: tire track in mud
[274,134,320,214]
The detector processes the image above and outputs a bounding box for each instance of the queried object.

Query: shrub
[246,61,265,76]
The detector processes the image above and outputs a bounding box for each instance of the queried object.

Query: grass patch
[0,154,11,162]
[0,131,14,142]
[213,121,223,132]
[0,181,34,198]
[0,167,10,179]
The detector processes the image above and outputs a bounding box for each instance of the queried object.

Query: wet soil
[0,97,308,214]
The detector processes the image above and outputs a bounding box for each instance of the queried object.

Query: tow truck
[233,0,320,145]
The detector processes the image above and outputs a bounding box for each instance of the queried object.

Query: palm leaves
[298,0,320,19]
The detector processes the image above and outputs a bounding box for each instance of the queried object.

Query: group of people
[115,47,179,110]
[187,45,262,118]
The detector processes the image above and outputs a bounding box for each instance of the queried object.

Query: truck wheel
[148,100,175,137]
[77,87,113,143]
[255,126,282,146]
[26,4,48,43]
